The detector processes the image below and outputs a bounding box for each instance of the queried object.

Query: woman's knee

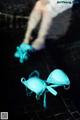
[35,1,43,11]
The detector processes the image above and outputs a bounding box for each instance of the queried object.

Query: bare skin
[23,0,53,50]
[23,0,73,50]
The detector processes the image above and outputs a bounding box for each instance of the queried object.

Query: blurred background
[1,0,80,119]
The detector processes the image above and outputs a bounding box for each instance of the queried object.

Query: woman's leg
[32,5,53,50]
[23,1,42,44]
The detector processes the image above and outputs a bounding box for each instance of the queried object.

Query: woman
[14,0,74,63]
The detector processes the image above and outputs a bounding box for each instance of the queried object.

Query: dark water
[1,3,80,120]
